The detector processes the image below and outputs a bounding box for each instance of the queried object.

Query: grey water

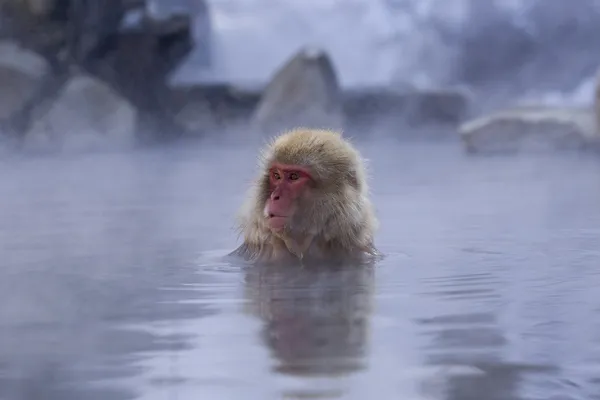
[2,138,600,400]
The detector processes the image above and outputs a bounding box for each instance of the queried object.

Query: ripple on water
[413,270,558,399]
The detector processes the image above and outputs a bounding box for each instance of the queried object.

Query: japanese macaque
[231,128,379,264]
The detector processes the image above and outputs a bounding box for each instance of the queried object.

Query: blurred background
[2,1,600,399]
[1,0,600,151]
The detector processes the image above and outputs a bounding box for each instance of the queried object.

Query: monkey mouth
[267,213,289,231]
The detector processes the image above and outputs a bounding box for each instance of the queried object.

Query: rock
[24,0,54,16]
[0,0,55,19]
[252,47,343,135]
[172,94,216,136]
[342,87,470,130]
[0,0,128,62]
[0,40,49,120]
[23,74,137,153]
[107,12,194,83]
[65,0,128,65]
[88,11,195,141]
[169,82,262,134]
[401,88,470,126]
[458,107,599,154]
[342,88,406,126]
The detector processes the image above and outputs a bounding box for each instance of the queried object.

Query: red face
[265,162,312,232]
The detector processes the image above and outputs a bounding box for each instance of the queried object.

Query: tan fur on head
[231,128,379,264]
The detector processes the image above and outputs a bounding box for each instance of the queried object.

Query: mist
[173,0,600,102]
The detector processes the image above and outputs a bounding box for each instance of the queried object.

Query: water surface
[1,139,600,400]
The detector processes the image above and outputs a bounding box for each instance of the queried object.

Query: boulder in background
[23,74,137,153]
[458,106,599,154]
[0,40,48,120]
[252,47,344,136]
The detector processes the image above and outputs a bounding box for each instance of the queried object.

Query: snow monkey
[230,128,379,265]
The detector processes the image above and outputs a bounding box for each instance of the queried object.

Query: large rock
[342,87,470,130]
[0,0,55,18]
[168,82,262,135]
[402,88,470,126]
[0,40,49,120]
[0,0,129,60]
[171,92,216,136]
[458,107,599,154]
[88,12,195,142]
[23,74,137,153]
[251,47,344,135]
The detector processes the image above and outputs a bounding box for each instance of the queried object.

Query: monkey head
[232,128,378,263]
[256,129,365,241]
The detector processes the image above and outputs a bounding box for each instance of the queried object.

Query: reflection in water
[417,272,557,400]
[243,263,375,397]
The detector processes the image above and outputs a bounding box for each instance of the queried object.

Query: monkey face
[264,162,313,233]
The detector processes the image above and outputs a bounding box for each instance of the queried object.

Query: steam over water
[2,140,600,399]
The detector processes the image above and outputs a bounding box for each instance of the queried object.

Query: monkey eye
[288,172,299,181]
[272,171,281,180]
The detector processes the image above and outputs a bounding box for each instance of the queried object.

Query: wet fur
[231,128,379,264]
